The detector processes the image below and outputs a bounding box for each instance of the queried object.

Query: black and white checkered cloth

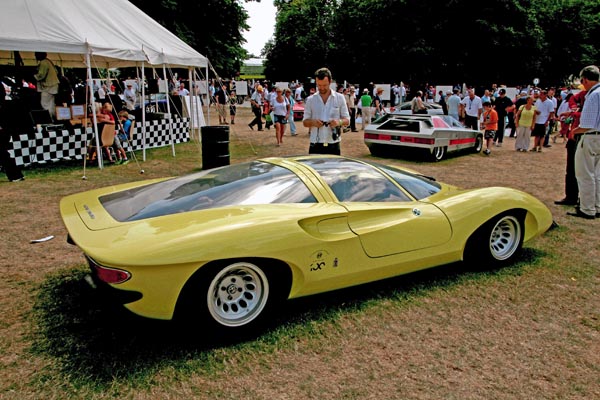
[8,117,190,167]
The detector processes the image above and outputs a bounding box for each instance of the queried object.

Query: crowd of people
[3,61,599,222]
[229,66,600,220]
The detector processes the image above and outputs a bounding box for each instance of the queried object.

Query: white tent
[0,0,207,68]
[0,0,209,167]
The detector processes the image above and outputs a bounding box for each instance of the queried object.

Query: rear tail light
[87,256,131,284]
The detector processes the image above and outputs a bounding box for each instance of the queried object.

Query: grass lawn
[1,107,598,399]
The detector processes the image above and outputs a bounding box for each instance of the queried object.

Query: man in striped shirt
[569,65,600,219]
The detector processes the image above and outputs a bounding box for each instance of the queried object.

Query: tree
[129,0,252,78]
[265,0,600,88]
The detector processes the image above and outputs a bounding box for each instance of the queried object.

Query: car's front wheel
[464,212,524,268]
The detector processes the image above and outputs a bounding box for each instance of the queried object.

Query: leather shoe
[567,209,595,219]
[554,198,578,206]
[248,124,254,130]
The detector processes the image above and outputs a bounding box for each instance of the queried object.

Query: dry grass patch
[1,107,599,399]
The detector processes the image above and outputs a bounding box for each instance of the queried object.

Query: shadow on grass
[30,247,545,387]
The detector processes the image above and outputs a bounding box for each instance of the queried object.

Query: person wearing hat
[493,88,515,146]
[248,84,264,131]
[33,52,60,117]
[123,82,136,111]
[359,88,373,130]
[345,85,358,132]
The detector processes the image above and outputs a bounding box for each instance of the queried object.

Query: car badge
[412,208,422,216]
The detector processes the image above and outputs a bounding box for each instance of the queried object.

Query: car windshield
[299,158,412,202]
[100,161,317,221]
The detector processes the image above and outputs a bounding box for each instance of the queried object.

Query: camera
[321,120,329,126]
[332,127,340,141]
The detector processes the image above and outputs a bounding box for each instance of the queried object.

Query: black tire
[430,146,446,161]
[473,134,483,153]
[368,143,386,157]
[464,211,524,268]
[176,260,288,333]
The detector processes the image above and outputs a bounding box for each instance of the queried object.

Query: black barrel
[201,125,230,170]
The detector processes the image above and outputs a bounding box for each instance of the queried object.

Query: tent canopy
[0,0,208,68]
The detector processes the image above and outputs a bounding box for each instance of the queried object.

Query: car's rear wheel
[473,134,483,153]
[206,262,269,328]
[430,146,446,161]
[464,211,524,268]
[368,143,387,157]
[176,260,289,333]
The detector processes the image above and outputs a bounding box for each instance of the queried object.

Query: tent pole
[188,68,196,140]
[206,65,210,125]
[141,62,147,161]
[164,63,175,157]
[86,52,102,169]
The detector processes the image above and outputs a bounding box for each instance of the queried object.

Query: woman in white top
[271,87,290,146]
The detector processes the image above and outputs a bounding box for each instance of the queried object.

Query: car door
[294,157,452,258]
[343,202,452,258]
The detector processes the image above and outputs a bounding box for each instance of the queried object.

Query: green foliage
[266,0,599,87]
[129,0,252,78]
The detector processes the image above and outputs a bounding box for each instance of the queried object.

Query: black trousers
[564,137,579,202]
[0,131,24,181]
[349,108,356,131]
[308,142,341,155]
[249,106,263,130]
[464,115,478,130]
[494,114,507,143]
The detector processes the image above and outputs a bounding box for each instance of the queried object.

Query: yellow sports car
[60,156,553,331]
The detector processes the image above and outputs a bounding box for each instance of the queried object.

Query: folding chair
[100,124,117,162]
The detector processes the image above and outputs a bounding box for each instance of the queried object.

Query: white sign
[373,83,391,101]
[435,85,453,102]
[232,81,248,96]
[275,82,289,91]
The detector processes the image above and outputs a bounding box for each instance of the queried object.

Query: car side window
[300,158,411,202]
[374,163,441,200]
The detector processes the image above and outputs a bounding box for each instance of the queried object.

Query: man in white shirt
[295,83,303,102]
[177,82,189,96]
[97,84,107,101]
[543,87,558,147]
[123,83,136,111]
[303,68,350,155]
[531,90,555,152]
[460,89,482,130]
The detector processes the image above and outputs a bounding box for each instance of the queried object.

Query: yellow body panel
[60,157,553,320]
